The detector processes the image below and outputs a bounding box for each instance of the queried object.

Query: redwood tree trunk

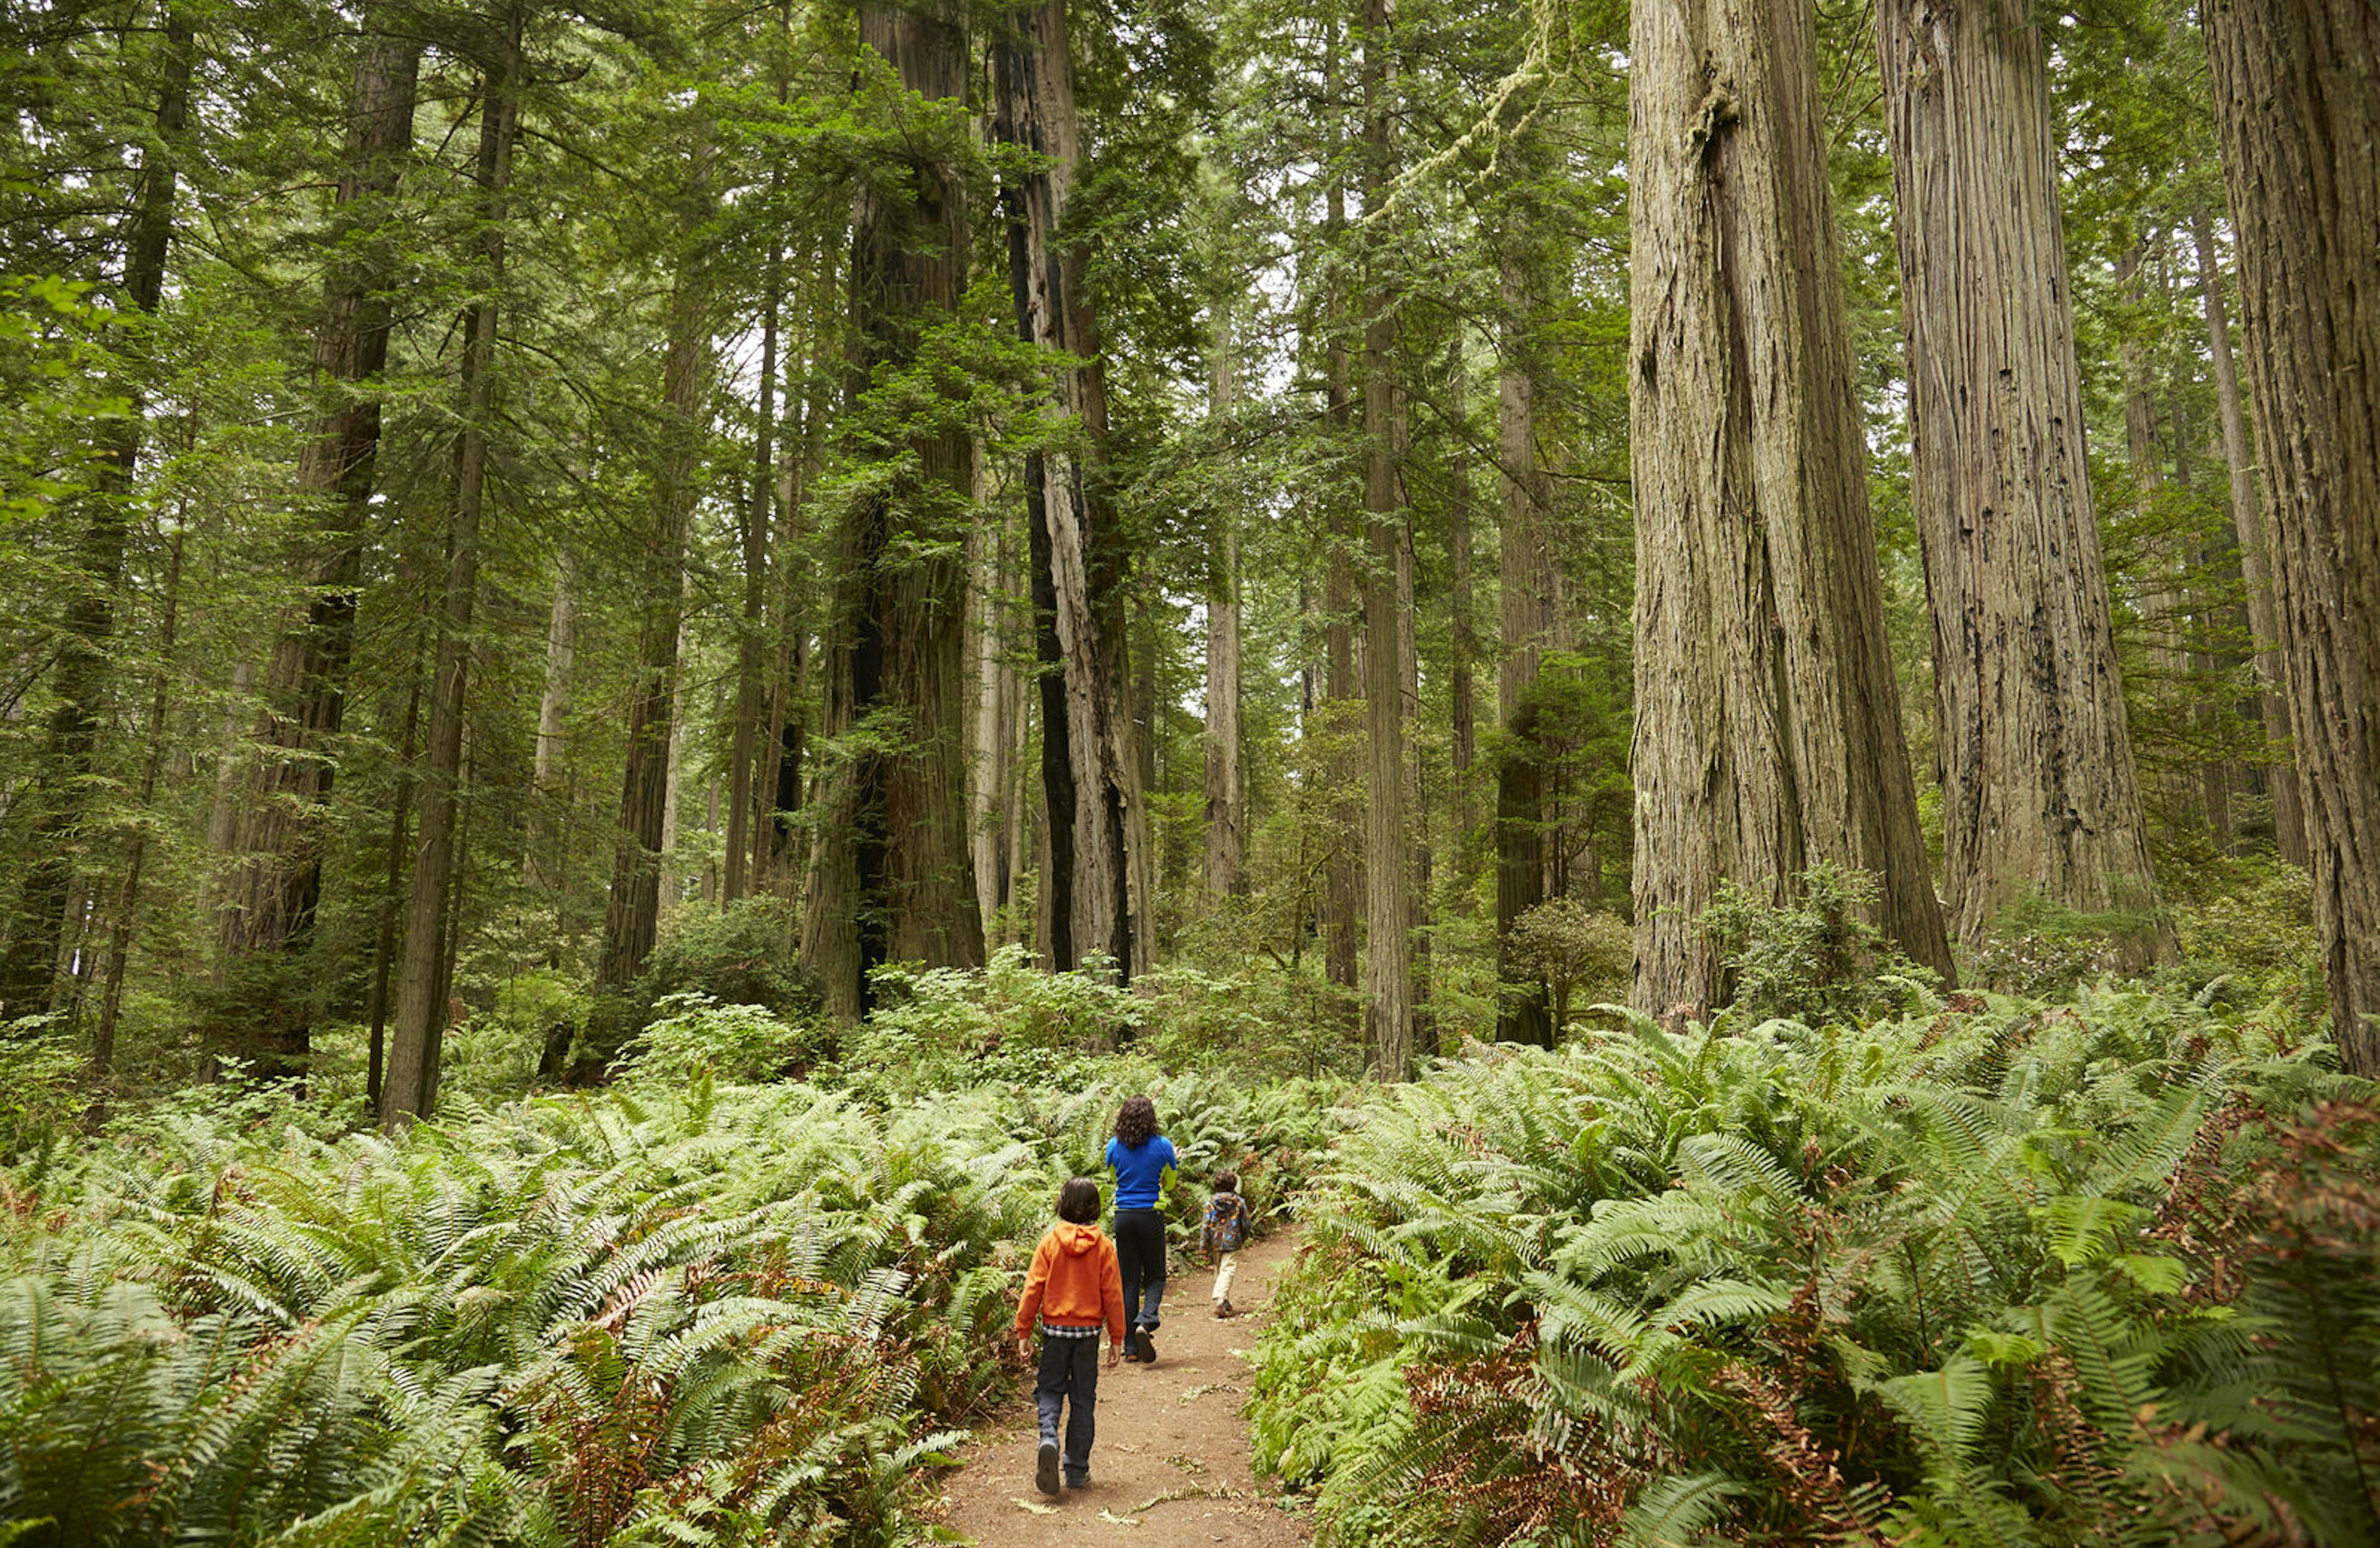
[992,0,1150,980]
[584,247,711,1076]
[1202,299,1245,904]
[2203,0,2380,1075]
[1876,0,2169,964]
[1629,0,1955,1016]
[1359,0,1411,1078]
[1494,233,1552,1044]
[216,19,420,1073]
[381,20,517,1124]
[2192,206,2306,866]
[800,2,984,1021]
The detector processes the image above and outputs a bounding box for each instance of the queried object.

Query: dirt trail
[928,1229,1311,1548]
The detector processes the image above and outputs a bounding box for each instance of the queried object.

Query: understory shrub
[1250,986,2378,1547]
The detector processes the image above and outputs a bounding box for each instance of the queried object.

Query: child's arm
[1101,1239,1127,1352]
[1013,1236,1053,1341]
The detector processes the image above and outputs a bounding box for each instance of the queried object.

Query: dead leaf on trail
[1099,1509,1143,1526]
[1009,1498,1059,1516]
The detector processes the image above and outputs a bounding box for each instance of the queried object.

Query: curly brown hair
[1114,1094,1158,1148]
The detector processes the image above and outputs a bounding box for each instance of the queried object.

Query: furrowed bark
[1876,0,2169,964]
[1629,0,1954,1015]
[2203,0,2380,1074]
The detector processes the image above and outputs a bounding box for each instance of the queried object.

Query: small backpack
[1205,1192,1246,1253]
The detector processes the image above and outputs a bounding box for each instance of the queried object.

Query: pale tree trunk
[1202,297,1246,905]
[1495,218,1553,1044]
[2193,207,2306,865]
[591,248,710,1061]
[2203,0,2380,1075]
[992,0,1150,980]
[527,548,575,892]
[214,17,420,1075]
[1399,418,1435,1062]
[1630,0,1955,1015]
[382,17,518,1125]
[1445,339,1479,895]
[801,3,984,1021]
[758,247,832,898]
[0,11,192,1021]
[723,246,780,904]
[2117,237,2192,830]
[1876,0,2167,964]
[1359,0,1411,1078]
[970,474,1023,946]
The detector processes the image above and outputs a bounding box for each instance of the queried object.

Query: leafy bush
[1972,892,2167,996]
[1250,987,2376,1546]
[1698,862,1937,1026]
[613,993,822,1084]
[1502,899,1633,1037]
[2173,864,2327,1018]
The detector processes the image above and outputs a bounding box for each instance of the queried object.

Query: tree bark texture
[1359,0,1411,1079]
[0,11,192,1020]
[382,23,517,1124]
[1445,340,1479,894]
[1629,0,1955,1014]
[1202,299,1246,904]
[992,0,1152,980]
[2203,0,2380,1075]
[1876,0,2169,963]
[215,19,421,1068]
[2192,207,2307,866]
[527,548,576,891]
[723,244,780,905]
[801,3,984,1021]
[1494,228,1553,1042]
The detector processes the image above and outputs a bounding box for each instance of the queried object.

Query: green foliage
[1698,863,1938,1027]
[2172,866,2327,1020]
[1501,899,1631,1038]
[0,1019,90,1150]
[1250,986,2376,1546]
[1972,893,2167,997]
[615,993,821,1084]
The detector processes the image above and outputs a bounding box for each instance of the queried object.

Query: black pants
[1034,1334,1100,1477]
[1113,1207,1166,1333]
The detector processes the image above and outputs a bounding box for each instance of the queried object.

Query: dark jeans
[1114,1207,1166,1333]
[1034,1334,1100,1477]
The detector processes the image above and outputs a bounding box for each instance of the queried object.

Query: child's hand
[1106,1344,1121,1369]
[1015,1334,1033,1361]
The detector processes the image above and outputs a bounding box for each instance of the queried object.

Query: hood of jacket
[1052,1220,1104,1257]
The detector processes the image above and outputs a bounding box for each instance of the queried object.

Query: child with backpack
[1013,1177,1126,1495]
[1200,1169,1250,1318]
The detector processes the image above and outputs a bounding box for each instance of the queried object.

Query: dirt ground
[927,1229,1313,1548]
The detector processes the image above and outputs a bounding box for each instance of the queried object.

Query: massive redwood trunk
[216,17,420,1071]
[381,15,518,1125]
[1629,0,1955,1016]
[992,0,1151,980]
[1494,227,1553,1046]
[2203,0,2380,1075]
[1876,0,2169,964]
[800,3,983,1021]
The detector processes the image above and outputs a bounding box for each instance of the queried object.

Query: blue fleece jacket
[1104,1134,1178,1211]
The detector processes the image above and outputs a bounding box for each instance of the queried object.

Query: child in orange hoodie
[1013,1177,1127,1495]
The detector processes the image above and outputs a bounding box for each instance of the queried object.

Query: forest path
[928,1228,1311,1548]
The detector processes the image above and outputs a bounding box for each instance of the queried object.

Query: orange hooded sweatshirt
[1013,1220,1127,1344]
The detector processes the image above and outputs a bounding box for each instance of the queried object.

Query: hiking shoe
[1064,1472,1090,1490]
[1132,1327,1156,1364]
[1219,1299,1236,1318]
[1036,1440,1060,1496]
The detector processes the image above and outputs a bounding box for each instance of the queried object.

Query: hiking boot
[1036,1440,1060,1496]
[1217,1299,1236,1319]
[1064,1471,1090,1490]
[1132,1326,1156,1364]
